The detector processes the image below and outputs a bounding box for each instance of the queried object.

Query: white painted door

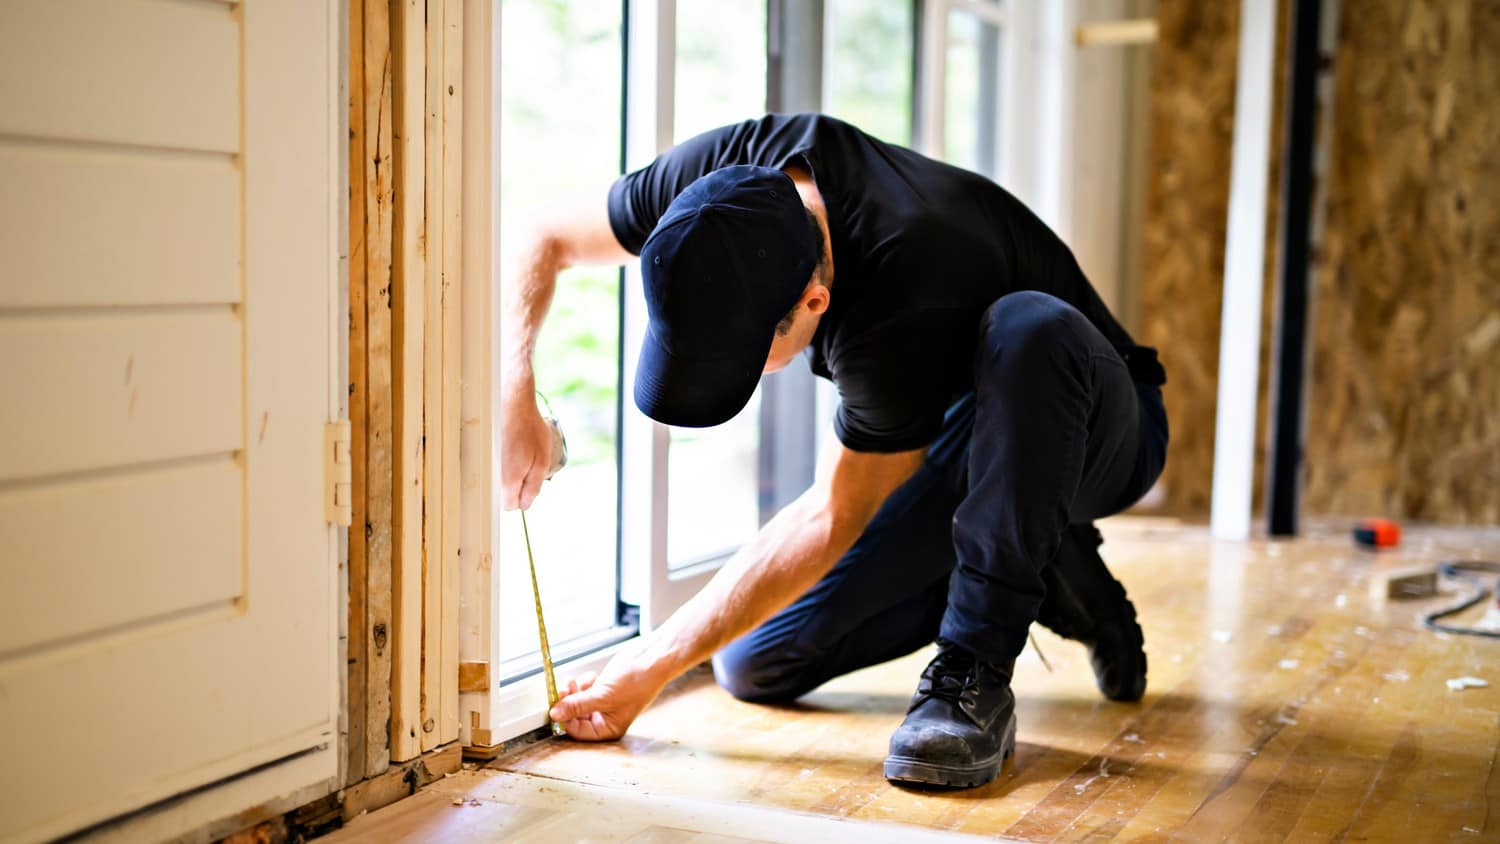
[0,1,342,841]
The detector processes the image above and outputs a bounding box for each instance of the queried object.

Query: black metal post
[1266,0,1323,535]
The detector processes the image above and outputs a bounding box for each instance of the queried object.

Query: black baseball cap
[634,165,817,428]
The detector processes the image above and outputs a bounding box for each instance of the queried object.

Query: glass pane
[945,10,1002,178]
[667,387,764,566]
[826,0,914,146]
[674,0,767,142]
[498,0,624,664]
[666,0,768,570]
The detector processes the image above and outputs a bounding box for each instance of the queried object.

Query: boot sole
[1098,611,1148,702]
[882,712,1017,789]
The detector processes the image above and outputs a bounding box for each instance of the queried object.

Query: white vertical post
[917,0,947,157]
[1211,0,1279,541]
[457,0,501,746]
[1000,1,1072,236]
[619,0,676,627]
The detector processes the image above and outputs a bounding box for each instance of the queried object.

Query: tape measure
[525,413,569,737]
[520,508,566,736]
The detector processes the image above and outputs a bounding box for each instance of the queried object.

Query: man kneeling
[501,113,1168,788]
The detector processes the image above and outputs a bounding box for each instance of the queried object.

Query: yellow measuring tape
[520,509,567,737]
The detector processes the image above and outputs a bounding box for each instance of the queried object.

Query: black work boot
[1035,523,1147,702]
[883,641,1018,788]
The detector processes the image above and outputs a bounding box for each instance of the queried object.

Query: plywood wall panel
[1142,0,1498,524]
[1302,1,1500,523]
[1140,0,1287,520]
[1138,1,1242,516]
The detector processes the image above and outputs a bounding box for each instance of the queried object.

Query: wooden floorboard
[319,520,1499,841]
[489,520,1500,842]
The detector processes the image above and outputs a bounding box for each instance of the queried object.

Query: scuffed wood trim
[338,742,462,822]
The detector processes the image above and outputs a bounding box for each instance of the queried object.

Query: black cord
[1423,561,1500,639]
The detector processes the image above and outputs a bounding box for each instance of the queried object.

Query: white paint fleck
[1446,676,1488,691]
[1212,630,1234,643]
[1383,670,1411,683]
[1073,759,1112,794]
[1123,733,1144,744]
[1279,659,1300,670]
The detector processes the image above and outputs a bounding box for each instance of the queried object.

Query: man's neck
[783,163,834,287]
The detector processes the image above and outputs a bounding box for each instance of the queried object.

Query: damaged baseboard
[219,743,463,843]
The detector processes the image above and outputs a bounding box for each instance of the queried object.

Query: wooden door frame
[346,0,464,784]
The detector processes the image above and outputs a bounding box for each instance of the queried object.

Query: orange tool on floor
[1353,518,1401,548]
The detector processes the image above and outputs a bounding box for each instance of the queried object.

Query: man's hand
[549,652,668,741]
[500,391,553,511]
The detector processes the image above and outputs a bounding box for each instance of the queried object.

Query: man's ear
[803,281,831,315]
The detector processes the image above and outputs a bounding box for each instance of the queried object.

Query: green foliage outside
[826,0,914,147]
[501,0,623,465]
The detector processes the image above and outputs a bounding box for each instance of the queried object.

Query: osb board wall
[1140,0,1496,524]
[1137,1,1286,517]
[1303,2,1500,523]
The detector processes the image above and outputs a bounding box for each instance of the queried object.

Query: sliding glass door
[496,0,627,676]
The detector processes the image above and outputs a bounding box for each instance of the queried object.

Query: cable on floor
[1423,561,1500,639]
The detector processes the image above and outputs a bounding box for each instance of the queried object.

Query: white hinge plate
[325,419,352,526]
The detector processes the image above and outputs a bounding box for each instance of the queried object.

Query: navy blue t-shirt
[607,113,1139,453]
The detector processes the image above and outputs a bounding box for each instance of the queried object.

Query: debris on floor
[1279,659,1300,670]
[1074,759,1111,795]
[1211,630,1234,643]
[1445,676,1488,692]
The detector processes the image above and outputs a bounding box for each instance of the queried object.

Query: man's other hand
[549,652,667,741]
[500,396,552,511]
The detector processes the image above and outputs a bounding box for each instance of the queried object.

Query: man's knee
[981,291,1088,360]
[712,641,818,704]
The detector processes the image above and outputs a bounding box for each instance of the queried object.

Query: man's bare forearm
[632,489,862,683]
[501,233,566,397]
[500,191,636,398]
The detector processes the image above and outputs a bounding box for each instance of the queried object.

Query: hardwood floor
[328,519,1500,842]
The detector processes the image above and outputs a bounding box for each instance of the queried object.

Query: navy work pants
[714,291,1169,702]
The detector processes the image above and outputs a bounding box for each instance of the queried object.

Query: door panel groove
[0,598,239,677]
[0,302,239,320]
[0,131,238,162]
[0,450,238,495]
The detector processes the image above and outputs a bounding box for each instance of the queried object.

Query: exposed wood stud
[345,0,369,788]
[438,0,465,747]
[390,0,428,764]
[419,0,446,756]
[361,0,396,780]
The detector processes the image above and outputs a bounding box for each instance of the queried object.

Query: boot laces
[919,645,983,708]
